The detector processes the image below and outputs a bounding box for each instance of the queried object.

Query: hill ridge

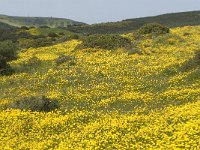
[0,14,86,28]
[68,10,200,34]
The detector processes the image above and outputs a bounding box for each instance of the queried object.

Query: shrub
[126,48,142,55]
[33,38,53,48]
[48,32,58,38]
[55,55,76,66]
[39,26,50,28]
[9,96,60,112]
[69,34,80,40]
[137,23,170,36]
[29,26,36,29]
[19,38,54,49]
[59,32,65,36]
[0,59,14,75]
[26,56,42,67]
[55,36,69,43]
[182,50,200,71]
[0,40,18,75]
[77,34,132,50]
[20,26,29,30]
[0,29,18,42]
[18,32,33,39]
[0,40,18,61]
[18,38,34,49]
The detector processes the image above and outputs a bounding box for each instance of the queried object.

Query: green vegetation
[55,55,76,66]
[9,96,59,112]
[0,22,16,30]
[183,50,200,71]
[152,33,184,46]
[137,23,169,36]
[0,24,82,75]
[77,34,132,50]
[0,25,82,51]
[25,27,73,36]
[69,10,200,34]
[0,40,18,75]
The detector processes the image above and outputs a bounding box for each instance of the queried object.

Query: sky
[0,0,200,24]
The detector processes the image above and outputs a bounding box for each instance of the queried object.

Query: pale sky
[0,0,200,24]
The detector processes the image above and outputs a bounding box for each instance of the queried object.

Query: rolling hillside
[0,22,16,30]
[69,10,200,34]
[0,25,200,149]
[0,14,86,28]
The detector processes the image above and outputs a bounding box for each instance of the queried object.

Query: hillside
[0,14,86,28]
[0,22,16,30]
[69,10,200,34]
[0,25,200,149]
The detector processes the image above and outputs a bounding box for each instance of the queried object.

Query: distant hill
[0,22,16,30]
[68,10,200,34]
[0,14,86,28]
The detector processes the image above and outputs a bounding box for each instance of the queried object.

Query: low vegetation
[0,40,18,75]
[9,96,59,112]
[183,50,200,71]
[69,11,200,34]
[77,34,132,50]
[137,23,170,36]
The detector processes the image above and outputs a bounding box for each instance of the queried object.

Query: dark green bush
[0,58,14,75]
[77,34,132,50]
[55,55,76,66]
[48,32,58,38]
[0,29,18,42]
[0,40,18,75]
[39,26,50,28]
[19,38,53,48]
[0,40,18,61]
[18,31,33,39]
[55,36,69,43]
[59,32,65,36]
[33,38,53,47]
[137,23,170,36]
[9,96,60,112]
[20,26,29,30]
[69,34,80,40]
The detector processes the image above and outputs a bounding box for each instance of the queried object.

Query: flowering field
[0,26,200,149]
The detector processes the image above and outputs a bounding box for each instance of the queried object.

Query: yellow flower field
[0,26,200,149]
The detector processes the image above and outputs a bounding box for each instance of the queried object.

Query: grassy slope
[0,14,86,28]
[0,26,200,149]
[0,22,16,30]
[69,10,200,34]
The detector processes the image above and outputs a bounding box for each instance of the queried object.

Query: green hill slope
[0,14,86,28]
[0,22,16,30]
[69,10,200,34]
